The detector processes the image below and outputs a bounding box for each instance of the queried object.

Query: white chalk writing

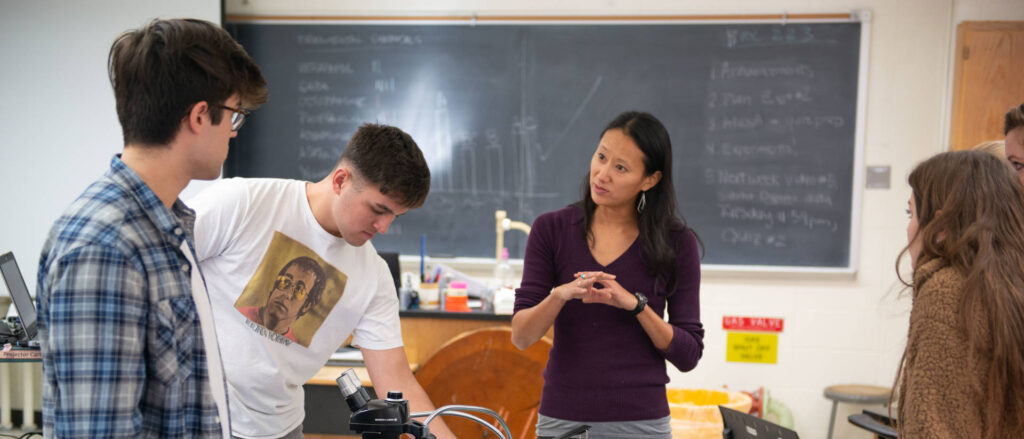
[711,61,815,80]
[297,33,363,46]
[298,144,344,160]
[298,112,363,125]
[297,95,366,108]
[299,130,348,142]
[721,228,788,247]
[725,26,816,48]
[298,62,354,75]
[705,141,797,158]
[298,81,330,93]
[371,34,422,45]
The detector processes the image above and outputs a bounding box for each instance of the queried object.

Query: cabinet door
[950,21,1024,150]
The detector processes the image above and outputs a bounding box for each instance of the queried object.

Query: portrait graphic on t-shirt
[234,231,347,347]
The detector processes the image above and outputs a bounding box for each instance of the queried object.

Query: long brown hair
[894,150,1024,437]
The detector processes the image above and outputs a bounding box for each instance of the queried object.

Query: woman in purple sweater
[511,111,704,439]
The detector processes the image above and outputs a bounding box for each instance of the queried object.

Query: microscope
[336,368,514,439]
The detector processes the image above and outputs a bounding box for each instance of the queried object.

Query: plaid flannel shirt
[36,156,224,438]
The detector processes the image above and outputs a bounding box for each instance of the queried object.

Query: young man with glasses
[188,123,455,439]
[35,18,267,438]
[221,104,252,131]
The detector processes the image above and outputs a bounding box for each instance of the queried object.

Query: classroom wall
[2,0,1022,437]
[0,0,219,416]
[0,0,220,297]
[220,0,1024,438]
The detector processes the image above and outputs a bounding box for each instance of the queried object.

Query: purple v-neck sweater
[514,206,704,422]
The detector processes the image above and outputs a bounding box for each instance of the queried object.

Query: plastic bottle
[399,272,418,310]
[438,272,452,311]
[491,248,517,314]
[493,247,516,289]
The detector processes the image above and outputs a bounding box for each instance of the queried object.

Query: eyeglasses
[273,275,308,301]
[219,104,251,131]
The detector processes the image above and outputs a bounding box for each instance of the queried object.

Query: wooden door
[950,21,1024,150]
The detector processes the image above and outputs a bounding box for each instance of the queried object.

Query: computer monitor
[378,252,401,294]
[0,252,37,343]
[720,406,799,439]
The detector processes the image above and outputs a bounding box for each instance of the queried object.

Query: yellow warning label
[726,332,778,364]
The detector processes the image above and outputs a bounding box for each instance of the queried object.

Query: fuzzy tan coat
[898,258,990,437]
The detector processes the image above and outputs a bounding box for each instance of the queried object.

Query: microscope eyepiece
[336,369,371,412]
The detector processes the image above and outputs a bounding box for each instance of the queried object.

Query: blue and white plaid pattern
[36,156,223,438]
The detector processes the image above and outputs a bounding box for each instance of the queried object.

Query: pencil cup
[418,283,440,310]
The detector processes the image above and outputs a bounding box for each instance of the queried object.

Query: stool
[824,384,890,439]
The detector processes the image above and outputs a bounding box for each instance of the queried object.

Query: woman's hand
[584,276,639,311]
[551,271,610,302]
[511,271,616,351]
[551,271,636,310]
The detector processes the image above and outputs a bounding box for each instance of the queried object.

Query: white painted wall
[0,0,219,416]
[0,0,220,293]
[218,1,1024,438]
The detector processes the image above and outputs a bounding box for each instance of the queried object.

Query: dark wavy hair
[277,256,327,318]
[108,18,268,146]
[574,111,701,295]
[894,150,1024,437]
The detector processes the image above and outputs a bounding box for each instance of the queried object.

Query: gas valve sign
[722,316,784,332]
[723,315,782,364]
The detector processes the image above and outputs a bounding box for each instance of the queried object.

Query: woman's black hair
[574,111,701,295]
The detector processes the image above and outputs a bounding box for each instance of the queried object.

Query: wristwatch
[631,292,648,316]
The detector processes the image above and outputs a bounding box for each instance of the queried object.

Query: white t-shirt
[189,178,403,439]
[180,241,231,439]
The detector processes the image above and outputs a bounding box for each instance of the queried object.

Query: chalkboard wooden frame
[224,11,872,274]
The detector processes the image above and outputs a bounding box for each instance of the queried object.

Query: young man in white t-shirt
[189,123,454,439]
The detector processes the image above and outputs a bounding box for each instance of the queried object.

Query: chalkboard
[224,19,864,269]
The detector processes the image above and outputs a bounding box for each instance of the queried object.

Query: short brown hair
[108,18,268,146]
[338,123,430,208]
[1006,102,1024,135]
